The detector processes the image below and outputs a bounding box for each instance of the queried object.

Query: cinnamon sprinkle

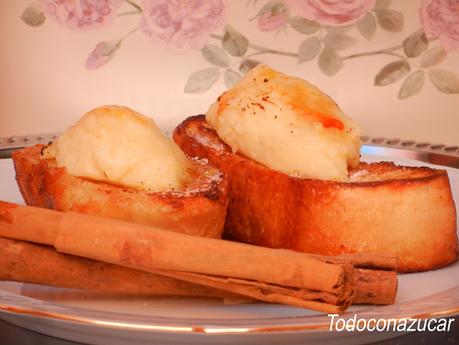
[251,102,265,110]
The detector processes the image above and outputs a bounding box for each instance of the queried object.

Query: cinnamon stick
[353,268,398,305]
[0,201,397,311]
[0,237,233,298]
[0,237,395,305]
[0,201,355,312]
[311,253,398,305]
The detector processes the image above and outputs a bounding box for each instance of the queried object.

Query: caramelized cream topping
[206,64,361,181]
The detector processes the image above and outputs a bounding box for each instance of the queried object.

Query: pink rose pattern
[141,0,226,52]
[85,40,120,69]
[23,1,458,97]
[420,0,459,52]
[284,0,376,26]
[40,0,124,30]
[258,9,288,32]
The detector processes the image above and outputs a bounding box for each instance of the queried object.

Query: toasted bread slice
[13,144,227,239]
[173,115,458,272]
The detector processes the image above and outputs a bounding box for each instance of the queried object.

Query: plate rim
[1,283,459,334]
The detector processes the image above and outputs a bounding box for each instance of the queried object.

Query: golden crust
[173,115,458,272]
[13,144,228,239]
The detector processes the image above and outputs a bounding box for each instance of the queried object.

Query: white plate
[0,150,458,345]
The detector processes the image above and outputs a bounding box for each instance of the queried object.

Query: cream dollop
[206,64,361,181]
[45,105,191,192]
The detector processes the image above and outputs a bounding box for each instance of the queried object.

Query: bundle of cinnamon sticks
[0,201,397,313]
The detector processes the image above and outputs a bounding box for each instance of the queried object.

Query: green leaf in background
[428,69,459,94]
[239,59,260,74]
[374,0,392,9]
[420,47,447,68]
[250,0,287,20]
[21,2,45,27]
[375,9,404,32]
[398,70,425,99]
[85,40,121,70]
[323,33,357,50]
[201,44,230,68]
[289,16,320,34]
[184,68,220,93]
[403,31,428,58]
[222,25,249,57]
[224,69,242,89]
[298,37,321,63]
[356,12,377,41]
[374,60,410,86]
[318,48,343,76]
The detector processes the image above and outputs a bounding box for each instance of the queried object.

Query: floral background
[1,0,459,145]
